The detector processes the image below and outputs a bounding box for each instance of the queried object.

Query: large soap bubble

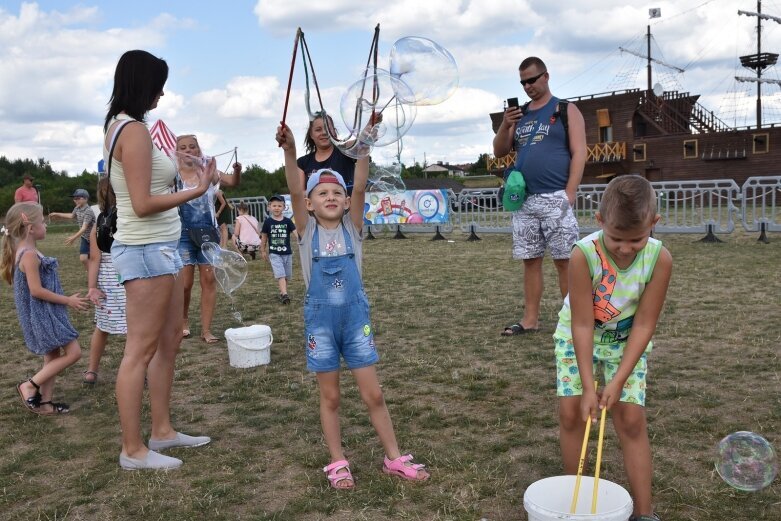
[369,163,406,194]
[313,111,374,160]
[339,69,416,148]
[390,36,458,106]
[202,242,248,295]
[715,431,778,491]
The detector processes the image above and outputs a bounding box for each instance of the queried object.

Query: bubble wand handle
[591,403,608,514]
[280,28,302,132]
[570,381,597,514]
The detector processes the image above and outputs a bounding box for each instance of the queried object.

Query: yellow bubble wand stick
[591,400,608,514]
[570,382,597,514]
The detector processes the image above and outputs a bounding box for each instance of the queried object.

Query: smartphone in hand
[507,97,519,109]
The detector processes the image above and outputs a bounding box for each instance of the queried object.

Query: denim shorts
[79,237,90,256]
[304,292,379,372]
[177,231,213,266]
[269,253,293,279]
[111,240,183,284]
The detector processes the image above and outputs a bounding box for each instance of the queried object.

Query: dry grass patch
[0,229,779,520]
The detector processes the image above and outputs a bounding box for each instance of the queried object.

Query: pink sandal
[383,454,429,481]
[323,459,354,489]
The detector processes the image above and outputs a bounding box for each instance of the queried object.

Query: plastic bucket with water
[524,475,632,521]
[224,325,273,368]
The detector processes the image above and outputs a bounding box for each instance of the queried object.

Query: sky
[2,0,781,177]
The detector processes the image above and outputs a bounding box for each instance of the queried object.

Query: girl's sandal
[16,378,42,413]
[383,454,430,481]
[37,401,70,415]
[323,459,354,489]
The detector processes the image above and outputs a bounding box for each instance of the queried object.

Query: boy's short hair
[599,175,657,229]
[306,169,347,196]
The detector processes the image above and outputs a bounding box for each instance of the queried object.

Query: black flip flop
[501,323,539,336]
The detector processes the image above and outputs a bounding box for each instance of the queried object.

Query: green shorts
[554,336,649,406]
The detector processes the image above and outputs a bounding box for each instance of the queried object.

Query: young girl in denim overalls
[277,123,430,489]
[174,134,242,343]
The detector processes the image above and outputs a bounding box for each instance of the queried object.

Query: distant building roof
[402,177,466,192]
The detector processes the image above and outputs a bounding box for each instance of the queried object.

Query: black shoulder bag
[96,120,131,253]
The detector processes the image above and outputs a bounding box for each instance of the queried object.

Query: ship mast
[618,9,684,95]
[737,0,781,129]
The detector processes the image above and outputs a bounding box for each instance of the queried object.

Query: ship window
[753,133,769,154]
[632,143,646,162]
[596,109,611,127]
[600,126,613,142]
[683,139,698,159]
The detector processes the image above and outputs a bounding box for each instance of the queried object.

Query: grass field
[0,227,779,520]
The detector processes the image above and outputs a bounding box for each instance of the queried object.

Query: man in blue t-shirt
[492,56,587,336]
[261,195,297,304]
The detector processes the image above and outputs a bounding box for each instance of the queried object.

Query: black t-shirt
[297,148,356,195]
[261,216,296,255]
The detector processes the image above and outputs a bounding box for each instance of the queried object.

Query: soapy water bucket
[224,325,273,368]
[523,475,632,521]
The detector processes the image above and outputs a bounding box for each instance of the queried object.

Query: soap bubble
[165,149,214,188]
[313,111,374,160]
[715,431,778,491]
[390,36,458,106]
[201,242,248,295]
[339,69,416,148]
[368,163,406,194]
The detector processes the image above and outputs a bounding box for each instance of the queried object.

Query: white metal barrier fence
[226,176,781,240]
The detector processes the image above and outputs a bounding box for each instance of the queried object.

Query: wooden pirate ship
[488,2,781,187]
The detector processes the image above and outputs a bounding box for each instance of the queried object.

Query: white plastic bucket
[524,475,632,521]
[224,325,273,368]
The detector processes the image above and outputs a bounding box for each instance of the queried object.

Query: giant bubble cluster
[322,36,458,191]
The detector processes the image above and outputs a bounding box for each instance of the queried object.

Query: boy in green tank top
[554,175,672,521]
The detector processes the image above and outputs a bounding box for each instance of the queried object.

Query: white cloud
[192,76,281,118]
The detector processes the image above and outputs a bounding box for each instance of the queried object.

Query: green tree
[469,153,489,176]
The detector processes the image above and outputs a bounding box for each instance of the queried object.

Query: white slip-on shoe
[119,450,182,470]
[148,431,211,451]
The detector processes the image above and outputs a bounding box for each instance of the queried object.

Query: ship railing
[587,142,626,162]
[689,102,734,133]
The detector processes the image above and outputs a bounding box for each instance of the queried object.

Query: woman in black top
[295,113,356,195]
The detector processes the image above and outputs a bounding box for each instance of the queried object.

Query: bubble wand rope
[570,381,597,513]
[280,27,301,132]
[300,25,381,153]
[591,402,608,514]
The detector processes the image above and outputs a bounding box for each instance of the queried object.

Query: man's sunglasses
[520,71,547,87]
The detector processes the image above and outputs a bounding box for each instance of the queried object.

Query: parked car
[457,189,502,210]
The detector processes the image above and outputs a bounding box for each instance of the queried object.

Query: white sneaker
[148,431,211,451]
[119,450,182,470]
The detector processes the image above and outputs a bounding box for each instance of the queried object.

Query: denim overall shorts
[303,224,378,372]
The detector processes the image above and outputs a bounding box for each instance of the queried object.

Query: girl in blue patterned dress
[0,202,89,415]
